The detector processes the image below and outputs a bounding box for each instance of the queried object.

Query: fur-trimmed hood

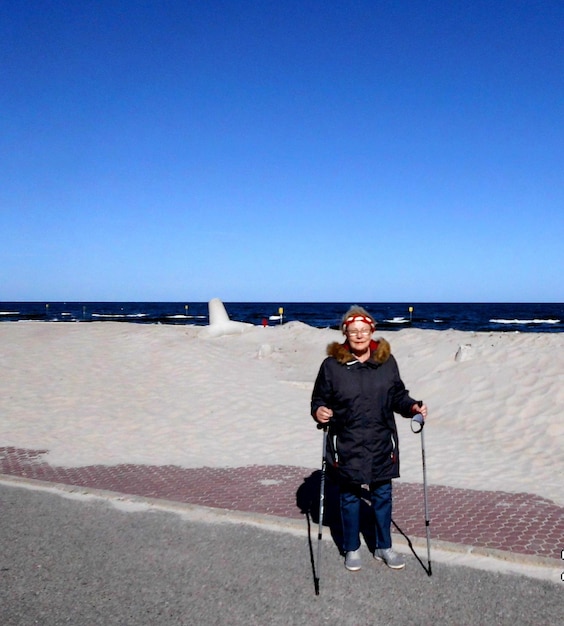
[327,337,391,365]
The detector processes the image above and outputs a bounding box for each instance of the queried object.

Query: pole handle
[411,400,424,433]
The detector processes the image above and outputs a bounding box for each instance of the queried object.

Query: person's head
[341,306,376,352]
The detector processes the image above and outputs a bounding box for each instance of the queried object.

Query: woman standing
[311,306,427,571]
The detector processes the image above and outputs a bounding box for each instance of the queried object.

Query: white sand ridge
[0,322,563,507]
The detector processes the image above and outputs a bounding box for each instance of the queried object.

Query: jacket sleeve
[311,358,333,417]
[388,356,418,418]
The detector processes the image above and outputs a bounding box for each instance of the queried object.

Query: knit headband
[343,314,375,331]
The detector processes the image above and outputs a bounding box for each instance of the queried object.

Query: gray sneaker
[344,549,362,571]
[374,548,405,570]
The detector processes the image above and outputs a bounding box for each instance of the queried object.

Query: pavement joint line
[1,473,561,583]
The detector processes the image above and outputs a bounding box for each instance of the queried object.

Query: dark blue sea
[1,302,563,333]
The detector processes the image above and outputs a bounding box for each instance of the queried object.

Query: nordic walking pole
[412,411,432,576]
[314,424,328,595]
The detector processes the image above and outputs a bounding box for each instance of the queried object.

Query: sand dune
[1,322,563,506]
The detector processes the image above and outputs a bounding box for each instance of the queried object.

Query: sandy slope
[1,322,563,506]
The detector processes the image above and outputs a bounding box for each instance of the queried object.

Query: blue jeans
[340,480,392,552]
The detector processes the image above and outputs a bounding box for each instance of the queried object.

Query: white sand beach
[1,319,563,507]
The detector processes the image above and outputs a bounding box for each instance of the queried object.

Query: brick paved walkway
[1,446,562,564]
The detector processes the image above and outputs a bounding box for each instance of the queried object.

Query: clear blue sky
[1,0,562,302]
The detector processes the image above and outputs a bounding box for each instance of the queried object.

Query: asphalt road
[1,483,562,626]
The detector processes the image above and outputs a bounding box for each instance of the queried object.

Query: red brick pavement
[1,446,562,563]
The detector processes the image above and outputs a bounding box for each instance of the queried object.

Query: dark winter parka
[311,338,418,485]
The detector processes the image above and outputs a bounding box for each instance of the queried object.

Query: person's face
[345,322,373,352]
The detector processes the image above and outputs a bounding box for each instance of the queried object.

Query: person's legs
[340,484,362,570]
[340,486,361,552]
[371,480,405,569]
[370,480,392,549]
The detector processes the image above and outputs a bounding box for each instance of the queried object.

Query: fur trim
[327,337,391,364]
